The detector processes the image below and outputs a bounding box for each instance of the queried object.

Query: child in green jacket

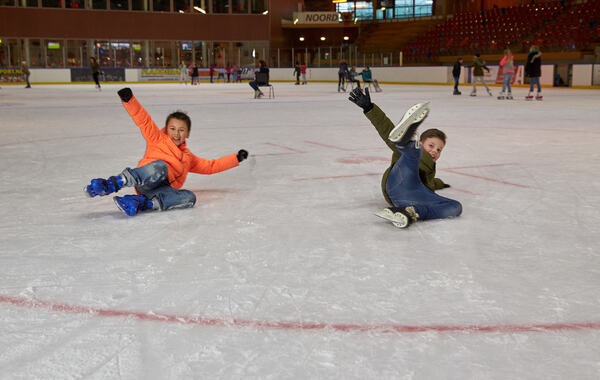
[349,88,462,228]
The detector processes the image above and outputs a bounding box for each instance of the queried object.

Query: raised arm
[189,152,241,174]
[118,88,163,143]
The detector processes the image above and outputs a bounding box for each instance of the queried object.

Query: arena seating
[394,0,599,62]
[523,0,600,52]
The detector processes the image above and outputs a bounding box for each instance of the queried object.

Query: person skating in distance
[85,87,249,216]
[349,87,462,228]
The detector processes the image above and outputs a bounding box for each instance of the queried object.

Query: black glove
[443,184,451,188]
[348,87,373,113]
[118,87,133,102]
[237,149,248,163]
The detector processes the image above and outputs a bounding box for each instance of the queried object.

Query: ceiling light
[193,6,206,13]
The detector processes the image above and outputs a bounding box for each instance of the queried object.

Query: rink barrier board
[2,64,598,87]
[2,80,599,90]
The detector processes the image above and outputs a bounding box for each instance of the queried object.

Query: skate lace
[404,206,419,222]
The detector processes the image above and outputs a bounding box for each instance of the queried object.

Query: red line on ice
[293,173,380,181]
[304,141,356,151]
[264,142,307,154]
[441,169,532,189]
[1,295,599,334]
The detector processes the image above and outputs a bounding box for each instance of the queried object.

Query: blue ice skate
[85,176,124,197]
[113,195,153,216]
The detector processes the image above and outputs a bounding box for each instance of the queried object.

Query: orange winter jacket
[122,95,239,189]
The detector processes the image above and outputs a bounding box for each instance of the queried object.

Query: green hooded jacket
[468,56,489,77]
[365,104,446,206]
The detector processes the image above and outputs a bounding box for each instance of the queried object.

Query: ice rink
[1,81,600,379]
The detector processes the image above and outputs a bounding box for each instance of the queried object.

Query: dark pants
[386,142,462,221]
[338,73,346,89]
[92,72,100,87]
[453,75,460,90]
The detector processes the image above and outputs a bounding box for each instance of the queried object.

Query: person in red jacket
[85,87,248,216]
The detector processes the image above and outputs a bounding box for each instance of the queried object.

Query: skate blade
[388,102,430,143]
[374,209,409,228]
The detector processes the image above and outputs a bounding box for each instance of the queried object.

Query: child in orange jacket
[85,87,248,216]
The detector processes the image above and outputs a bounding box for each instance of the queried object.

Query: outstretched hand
[118,87,133,102]
[237,149,249,163]
[348,87,373,113]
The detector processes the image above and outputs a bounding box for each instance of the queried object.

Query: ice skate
[507,93,513,100]
[113,195,154,216]
[388,102,430,145]
[85,176,124,197]
[375,206,418,229]
[497,92,505,100]
[536,93,543,101]
[525,92,534,101]
[470,92,476,97]
[453,89,461,95]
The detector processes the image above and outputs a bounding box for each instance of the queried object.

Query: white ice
[1,82,600,379]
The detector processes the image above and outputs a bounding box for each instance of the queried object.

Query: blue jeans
[502,72,513,93]
[386,142,462,221]
[453,75,459,90]
[249,81,259,91]
[529,76,541,92]
[121,161,196,211]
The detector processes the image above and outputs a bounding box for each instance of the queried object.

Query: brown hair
[166,111,191,133]
[419,128,446,144]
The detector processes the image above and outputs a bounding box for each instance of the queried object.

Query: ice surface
[1,82,600,379]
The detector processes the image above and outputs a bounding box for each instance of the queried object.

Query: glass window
[45,39,64,66]
[173,0,188,12]
[193,41,207,66]
[0,0,16,6]
[65,0,84,8]
[132,0,148,10]
[150,41,172,66]
[109,41,130,66]
[191,0,206,13]
[24,0,39,7]
[232,0,246,13]
[91,0,106,9]
[212,0,227,13]
[97,41,112,67]
[0,39,22,67]
[65,40,85,67]
[41,0,61,7]
[28,39,44,66]
[152,0,169,11]
[110,0,128,10]
[250,0,266,14]
[180,41,193,67]
[131,41,145,67]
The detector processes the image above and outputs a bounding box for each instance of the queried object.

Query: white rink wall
[8,64,599,87]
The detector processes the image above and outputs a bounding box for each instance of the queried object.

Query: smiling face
[166,117,189,146]
[421,137,445,162]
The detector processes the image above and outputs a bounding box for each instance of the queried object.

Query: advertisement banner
[0,68,25,83]
[140,68,181,81]
[293,12,341,24]
[468,65,523,84]
[71,68,125,82]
